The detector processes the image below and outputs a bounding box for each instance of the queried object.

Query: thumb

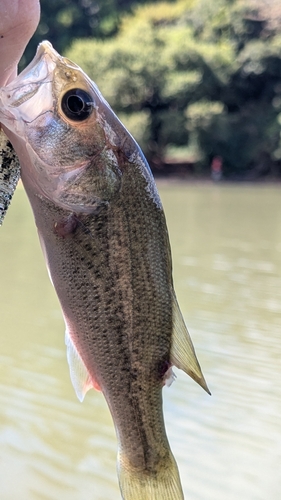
[0,0,40,85]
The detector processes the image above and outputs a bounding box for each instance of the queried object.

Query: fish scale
[0,41,210,499]
[36,162,176,475]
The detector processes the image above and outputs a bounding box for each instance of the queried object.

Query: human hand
[0,0,40,85]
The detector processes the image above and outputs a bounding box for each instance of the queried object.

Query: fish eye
[61,89,93,121]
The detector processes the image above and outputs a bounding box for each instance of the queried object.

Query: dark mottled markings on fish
[0,129,20,225]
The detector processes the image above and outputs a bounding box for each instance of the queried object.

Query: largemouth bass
[0,41,210,500]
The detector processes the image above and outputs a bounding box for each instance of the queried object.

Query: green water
[0,182,280,500]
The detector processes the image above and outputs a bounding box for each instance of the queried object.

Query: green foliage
[21,0,177,67]
[188,103,279,176]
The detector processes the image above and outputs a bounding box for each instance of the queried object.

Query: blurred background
[0,1,280,500]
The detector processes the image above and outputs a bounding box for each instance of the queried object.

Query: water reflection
[0,183,280,499]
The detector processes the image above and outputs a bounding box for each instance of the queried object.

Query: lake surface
[0,182,280,499]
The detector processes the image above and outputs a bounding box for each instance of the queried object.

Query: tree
[21,0,177,67]
[66,1,234,168]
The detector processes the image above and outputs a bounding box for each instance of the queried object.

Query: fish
[0,128,20,224]
[0,41,210,500]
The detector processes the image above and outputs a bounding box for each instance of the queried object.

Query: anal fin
[65,328,101,401]
[171,293,211,395]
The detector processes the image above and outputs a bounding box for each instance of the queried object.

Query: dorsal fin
[65,328,101,401]
[171,293,211,395]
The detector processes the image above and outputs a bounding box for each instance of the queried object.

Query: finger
[0,0,40,85]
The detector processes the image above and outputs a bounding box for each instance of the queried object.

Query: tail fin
[117,449,184,500]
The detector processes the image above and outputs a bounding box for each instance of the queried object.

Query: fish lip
[36,40,59,60]
[36,41,81,70]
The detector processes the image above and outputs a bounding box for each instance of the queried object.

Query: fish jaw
[0,41,56,132]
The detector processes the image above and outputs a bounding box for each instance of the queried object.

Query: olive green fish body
[0,42,210,500]
[29,153,182,488]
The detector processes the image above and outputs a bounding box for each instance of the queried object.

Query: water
[0,182,280,499]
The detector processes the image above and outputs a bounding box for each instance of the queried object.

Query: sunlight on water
[0,182,280,499]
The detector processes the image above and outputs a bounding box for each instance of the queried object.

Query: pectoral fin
[65,328,101,401]
[171,294,211,395]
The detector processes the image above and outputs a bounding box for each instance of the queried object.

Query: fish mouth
[18,40,59,86]
[22,40,81,79]
[0,42,55,128]
[0,41,81,127]
[1,41,56,104]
